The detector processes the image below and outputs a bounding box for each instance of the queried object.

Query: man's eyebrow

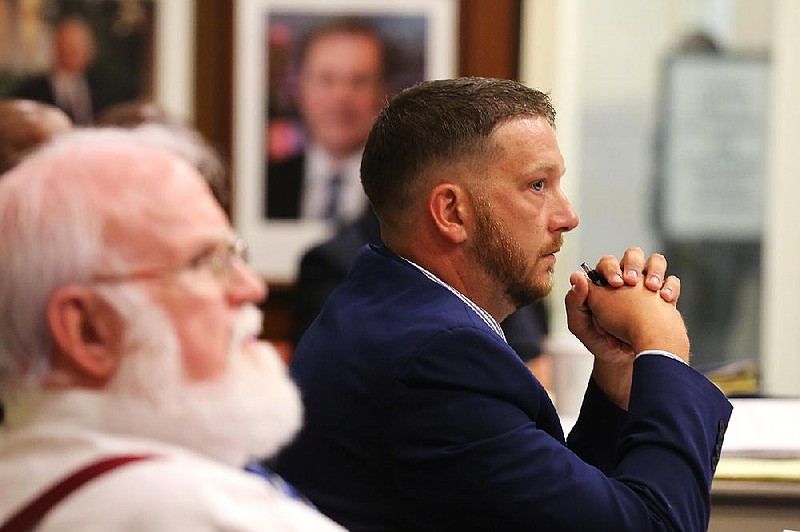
[187,234,236,253]
[527,163,566,175]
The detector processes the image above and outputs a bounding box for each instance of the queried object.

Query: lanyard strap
[0,454,154,532]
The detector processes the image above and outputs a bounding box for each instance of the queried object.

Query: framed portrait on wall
[234,0,457,282]
[0,0,193,123]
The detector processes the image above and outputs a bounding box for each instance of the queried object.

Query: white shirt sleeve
[635,349,689,365]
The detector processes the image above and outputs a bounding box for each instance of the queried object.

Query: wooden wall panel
[459,0,521,79]
[194,0,234,174]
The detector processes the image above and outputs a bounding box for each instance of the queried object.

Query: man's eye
[531,180,545,192]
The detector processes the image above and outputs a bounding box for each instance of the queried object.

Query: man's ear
[46,285,124,386]
[428,182,469,245]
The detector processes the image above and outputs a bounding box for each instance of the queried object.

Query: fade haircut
[360,77,556,231]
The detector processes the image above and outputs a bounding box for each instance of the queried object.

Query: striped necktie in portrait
[323,173,343,223]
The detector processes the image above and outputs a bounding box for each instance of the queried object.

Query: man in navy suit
[273,77,732,531]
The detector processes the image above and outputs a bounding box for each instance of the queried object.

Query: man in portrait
[11,16,136,125]
[265,17,389,224]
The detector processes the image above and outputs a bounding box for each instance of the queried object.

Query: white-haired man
[0,130,344,530]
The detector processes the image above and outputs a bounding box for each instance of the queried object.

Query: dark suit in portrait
[11,68,134,125]
[292,208,550,362]
[265,154,304,219]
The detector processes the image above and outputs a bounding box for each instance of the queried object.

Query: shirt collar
[399,255,507,343]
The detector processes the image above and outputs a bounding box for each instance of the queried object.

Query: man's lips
[542,247,561,257]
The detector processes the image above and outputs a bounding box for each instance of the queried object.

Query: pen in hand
[581,262,609,286]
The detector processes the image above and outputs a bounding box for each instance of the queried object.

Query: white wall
[762,0,800,395]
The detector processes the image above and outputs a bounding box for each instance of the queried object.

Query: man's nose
[227,260,268,305]
[552,190,579,233]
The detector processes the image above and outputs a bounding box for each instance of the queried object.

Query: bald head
[0,99,72,174]
[96,103,230,211]
[5,129,223,265]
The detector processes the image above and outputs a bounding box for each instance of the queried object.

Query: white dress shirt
[0,391,345,531]
[300,142,367,224]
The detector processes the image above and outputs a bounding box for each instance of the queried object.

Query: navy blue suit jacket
[275,244,732,532]
[293,208,549,359]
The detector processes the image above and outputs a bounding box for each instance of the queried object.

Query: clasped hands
[565,247,690,409]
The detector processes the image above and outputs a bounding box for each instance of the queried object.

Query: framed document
[659,55,769,240]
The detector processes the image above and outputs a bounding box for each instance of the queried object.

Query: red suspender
[0,454,154,532]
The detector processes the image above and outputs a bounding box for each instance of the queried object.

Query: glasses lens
[233,238,249,264]
[213,238,248,280]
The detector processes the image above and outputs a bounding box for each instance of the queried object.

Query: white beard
[101,286,302,467]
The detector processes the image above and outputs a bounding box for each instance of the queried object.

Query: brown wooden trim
[194,0,234,173]
[458,0,521,79]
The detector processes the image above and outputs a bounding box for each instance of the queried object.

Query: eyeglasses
[91,237,249,284]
